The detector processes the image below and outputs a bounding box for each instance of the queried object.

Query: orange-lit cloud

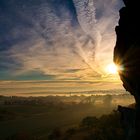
[0,0,123,81]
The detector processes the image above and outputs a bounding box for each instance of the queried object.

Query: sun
[106,63,118,74]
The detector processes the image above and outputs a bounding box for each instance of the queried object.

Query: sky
[0,0,124,81]
[0,80,125,96]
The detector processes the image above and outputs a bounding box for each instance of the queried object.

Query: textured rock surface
[114,0,140,103]
[114,0,140,139]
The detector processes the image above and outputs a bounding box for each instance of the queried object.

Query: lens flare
[106,63,118,74]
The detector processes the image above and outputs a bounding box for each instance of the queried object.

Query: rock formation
[114,0,140,139]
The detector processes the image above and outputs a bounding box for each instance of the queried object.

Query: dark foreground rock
[114,0,140,139]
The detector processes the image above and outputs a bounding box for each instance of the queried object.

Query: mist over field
[0,80,134,140]
[0,93,134,140]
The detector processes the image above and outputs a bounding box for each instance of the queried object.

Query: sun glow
[106,63,118,74]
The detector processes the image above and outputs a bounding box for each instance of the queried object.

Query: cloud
[0,0,123,80]
[0,80,124,96]
[94,0,124,73]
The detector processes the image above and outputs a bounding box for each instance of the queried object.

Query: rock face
[114,0,140,139]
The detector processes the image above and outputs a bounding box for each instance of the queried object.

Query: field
[0,94,134,140]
